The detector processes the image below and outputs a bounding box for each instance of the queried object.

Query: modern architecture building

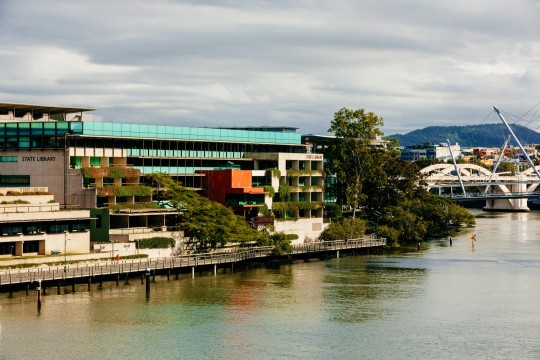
[0,102,326,246]
[0,186,90,257]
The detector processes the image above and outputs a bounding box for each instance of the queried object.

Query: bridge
[421,163,540,211]
[420,106,540,212]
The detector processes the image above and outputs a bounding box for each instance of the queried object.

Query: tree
[324,107,476,246]
[144,173,259,252]
[326,108,384,217]
[318,218,366,241]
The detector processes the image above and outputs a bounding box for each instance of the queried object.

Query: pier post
[116,274,120,286]
[125,273,129,285]
[175,271,179,280]
[57,281,61,295]
[37,280,42,311]
[167,269,170,281]
[72,280,75,294]
[88,277,92,291]
[26,284,29,296]
[145,268,151,299]
[213,264,217,276]
[152,270,156,283]
[336,250,339,259]
[192,266,195,278]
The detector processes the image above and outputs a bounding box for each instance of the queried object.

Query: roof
[0,102,95,116]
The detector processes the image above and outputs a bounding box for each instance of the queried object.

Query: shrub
[263,185,275,198]
[138,237,175,249]
[97,185,153,197]
[265,168,281,179]
[6,191,21,196]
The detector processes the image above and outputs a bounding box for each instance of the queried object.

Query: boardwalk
[0,238,386,290]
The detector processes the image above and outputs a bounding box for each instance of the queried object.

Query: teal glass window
[0,156,17,162]
[90,157,101,166]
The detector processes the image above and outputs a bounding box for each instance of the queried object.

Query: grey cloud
[1,0,540,135]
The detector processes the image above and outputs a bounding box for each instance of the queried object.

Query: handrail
[0,238,386,286]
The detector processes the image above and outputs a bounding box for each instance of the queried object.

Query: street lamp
[64,230,69,272]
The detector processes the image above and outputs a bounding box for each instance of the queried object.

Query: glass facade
[77,122,301,145]
[0,121,69,150]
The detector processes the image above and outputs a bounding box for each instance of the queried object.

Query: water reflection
[323,257,427,323]
[2,211,540,359]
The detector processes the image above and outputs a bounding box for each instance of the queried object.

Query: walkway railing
[0,238,386,287]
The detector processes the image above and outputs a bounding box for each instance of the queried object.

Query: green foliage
[325,106,475,246]
[272,201,323,220]
[326,107,384,217]
[97,185,153,197]
[256,230,293,255]
[265,168,281,179]
[6,191,21,196]
[376,225,400,247]
[138,237,175,249]
[82,167,140,179]
[494,161,517,175]
[259,203,273,216]
[47,199,58,203]
[110,202,162,212]
[286,169,323,177]
[318,218,366,241]
[119,254,149,259]
[323,202,342,219]
[145,173,259,251]
[278,186,292,202]
[1,199,30,204]
[263,185,275,198]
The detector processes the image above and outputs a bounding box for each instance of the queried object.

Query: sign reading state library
[21,156,57,162]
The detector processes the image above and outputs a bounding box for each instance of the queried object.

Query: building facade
[0,102,326,245]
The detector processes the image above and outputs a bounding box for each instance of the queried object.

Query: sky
[1,0,540,136]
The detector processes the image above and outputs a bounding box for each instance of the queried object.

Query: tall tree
[325,107,475,246]
[326,108,384,217]
[144,173,259,251]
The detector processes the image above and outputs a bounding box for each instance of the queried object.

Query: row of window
[0,156,17,162]
[0,221,90,236]
[0,175,30,187]
[0,241,39,255]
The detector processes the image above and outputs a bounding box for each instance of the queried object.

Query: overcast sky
[1,0,539,135]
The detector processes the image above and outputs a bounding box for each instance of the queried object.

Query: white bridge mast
[493,106,540,180]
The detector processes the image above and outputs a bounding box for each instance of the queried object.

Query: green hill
[387,123,540,147]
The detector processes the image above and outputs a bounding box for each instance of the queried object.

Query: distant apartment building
[400,143,461,162]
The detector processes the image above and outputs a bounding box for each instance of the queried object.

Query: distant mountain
[387,123,540,147]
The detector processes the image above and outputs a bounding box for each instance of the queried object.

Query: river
[1,210,540,360]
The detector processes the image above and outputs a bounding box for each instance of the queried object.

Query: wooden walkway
[0,238,385,290]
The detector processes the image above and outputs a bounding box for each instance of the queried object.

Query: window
[23,241,39,253]
[0,175,30,187]
[0,156,17,162]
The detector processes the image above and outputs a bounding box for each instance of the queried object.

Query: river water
[1,210,540,360]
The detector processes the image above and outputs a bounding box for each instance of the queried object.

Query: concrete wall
[274,219,327,244]
[0,150,66,203]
